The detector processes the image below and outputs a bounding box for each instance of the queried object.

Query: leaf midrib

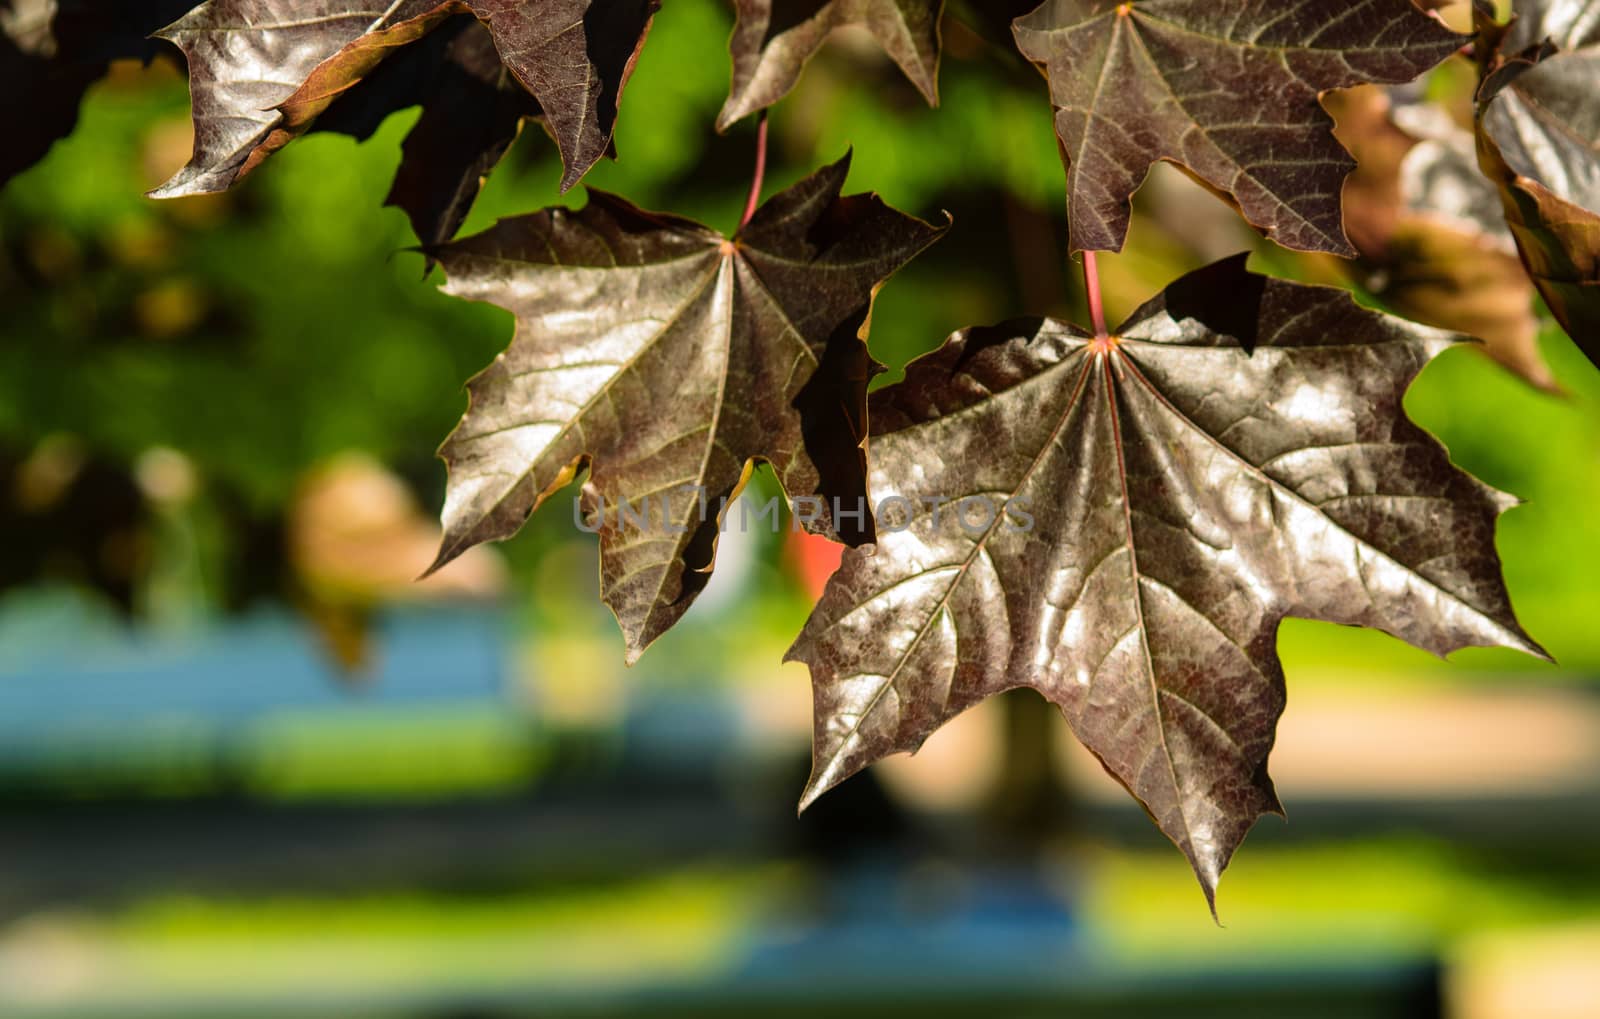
[439,247,723,560]
[809,350,1096,788]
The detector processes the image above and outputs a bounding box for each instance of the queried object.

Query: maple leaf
[718,0,945,131]
[788,255,1544,909]
[1010,0,1463,255]
[1475,0,1600,369]
[1,0,197,186]
[426,154,948,661]
[151,0,654,200]
[150,0,437,197]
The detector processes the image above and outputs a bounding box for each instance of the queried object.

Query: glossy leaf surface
[789,255,1543,908]
[429,155,948,660]
[1011,0,1462,255]
[152,0,654,198]
[152,0,434,197]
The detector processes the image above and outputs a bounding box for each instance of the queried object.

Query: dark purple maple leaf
[789,255,1544,910]
[426,155,948,660]
[1011,0,1463,255]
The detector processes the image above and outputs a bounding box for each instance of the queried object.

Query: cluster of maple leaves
[8,0,1595,908]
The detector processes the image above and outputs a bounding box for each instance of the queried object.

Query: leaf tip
[417,542,457,583]
[145,175,192,201]
[1513,630,1557,665]
[556,154,598,194]
[1193,866,1223,925]
[781,635,809,667]
[796,775,829,817]
[403,244,442,279]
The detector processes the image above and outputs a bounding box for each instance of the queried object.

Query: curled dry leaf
[788,255,1544,910]
[1476,0,1600,369]
[718,0,945,131]
[427,155,948,661]
[152,0,654,201]
[1331,85,1556,392]
[1377,219,1559,389]
[1011,0,1463,255]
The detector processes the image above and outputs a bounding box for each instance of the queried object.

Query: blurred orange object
[288,453,506,673]
[785,528,843,601]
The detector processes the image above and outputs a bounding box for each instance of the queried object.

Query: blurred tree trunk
[984,691,1071,847]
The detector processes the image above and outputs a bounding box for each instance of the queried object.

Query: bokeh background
[2,1,1599,1016]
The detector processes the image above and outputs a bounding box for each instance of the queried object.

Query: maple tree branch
[740,113,770,231]
[1083,250,1109,340]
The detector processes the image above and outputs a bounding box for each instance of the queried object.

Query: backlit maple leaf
[789,255,1544,908]
[151,0,654,198]
[1011,0,1463,255]
[428,155,948,660]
